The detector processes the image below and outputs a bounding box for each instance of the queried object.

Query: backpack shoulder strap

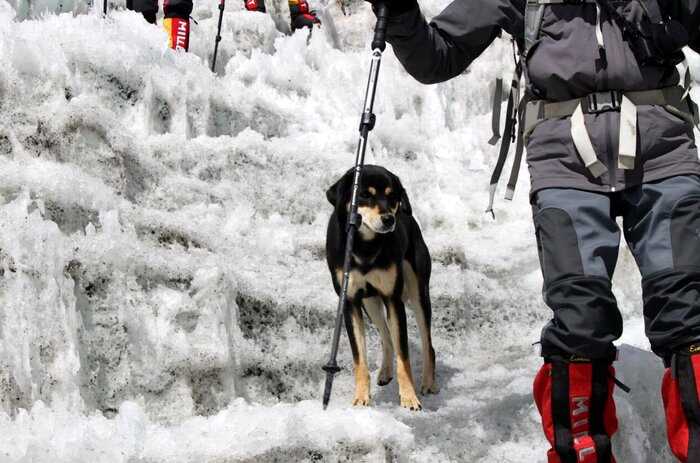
[524,0,546,59]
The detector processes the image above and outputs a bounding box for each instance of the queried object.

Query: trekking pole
[321,2,390,410]
[211,0,226,72]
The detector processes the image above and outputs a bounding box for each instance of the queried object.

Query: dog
[325,165,437,411]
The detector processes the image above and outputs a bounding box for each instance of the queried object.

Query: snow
[0,399,413,462]
[0,0,694,460]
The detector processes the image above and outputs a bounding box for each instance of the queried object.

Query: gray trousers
[533,175,700,361]
[126,0,192,17]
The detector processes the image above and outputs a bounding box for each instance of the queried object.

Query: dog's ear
[391,173,413,216]
[326,170,353,219]
[400,187,413,215]
[326,179,341,206]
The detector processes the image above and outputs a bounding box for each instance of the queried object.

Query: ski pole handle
[371,3,389,52]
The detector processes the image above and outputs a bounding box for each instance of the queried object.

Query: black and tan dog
[325,165,437,411]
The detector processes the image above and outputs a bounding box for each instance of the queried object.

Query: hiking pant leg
[621,174,700,462]
[126,0,158,14]
[533,188,623,360]
[163,0,192,18]
[622,174,700,358]
[532,188,622,463]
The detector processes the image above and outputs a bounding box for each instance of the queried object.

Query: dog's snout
[381,215,396,228]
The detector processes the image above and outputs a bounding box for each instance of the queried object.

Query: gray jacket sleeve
[385,0,524,85]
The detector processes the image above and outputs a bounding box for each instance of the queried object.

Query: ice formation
[2,0,697,460]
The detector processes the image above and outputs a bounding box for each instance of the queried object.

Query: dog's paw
[377,376,393,386]
[420,380,440,395]
[352,393,371,407]
[377,369,393,386]
[400,393,422,411]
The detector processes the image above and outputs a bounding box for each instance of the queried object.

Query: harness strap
[523,86,696,177]
[525,86,696,133]
[618,95,636,170]
[571,103,608,178]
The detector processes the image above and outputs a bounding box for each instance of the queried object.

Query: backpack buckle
[584,91,622,114]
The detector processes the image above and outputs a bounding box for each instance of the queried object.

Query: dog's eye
[359,191,371,200]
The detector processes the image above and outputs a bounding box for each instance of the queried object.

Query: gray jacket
[386,0,700,196]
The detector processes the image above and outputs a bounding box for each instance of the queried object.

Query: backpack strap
[505,95,529,201]
[524,0,546,59]
[486,61,522,218]
[488,78,504,145]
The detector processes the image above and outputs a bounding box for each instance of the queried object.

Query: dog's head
[326,165,412,234]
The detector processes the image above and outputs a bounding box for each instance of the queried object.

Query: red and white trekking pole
[321,2,390,410]
[211,0,226,72]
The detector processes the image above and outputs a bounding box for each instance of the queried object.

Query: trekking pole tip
[321,362,341,410]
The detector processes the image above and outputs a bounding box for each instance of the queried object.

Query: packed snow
[1,0,698,460]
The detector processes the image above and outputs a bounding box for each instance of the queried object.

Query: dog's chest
[336,264,397,300]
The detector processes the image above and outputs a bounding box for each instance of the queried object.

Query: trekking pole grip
[371,3,389,52]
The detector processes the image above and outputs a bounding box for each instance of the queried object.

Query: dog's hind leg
[386,296,421,411]
[402,261,438,395]
[344,298,371,406]
[363,297,394,386]
[416,283,438,394]
[403,261,439,394]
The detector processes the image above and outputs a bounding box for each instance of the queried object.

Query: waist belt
[523,86,698,178]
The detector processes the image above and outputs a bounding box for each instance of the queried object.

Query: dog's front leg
[385,296,421,411]
[344,298,370,406]
[363,296,394,386]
